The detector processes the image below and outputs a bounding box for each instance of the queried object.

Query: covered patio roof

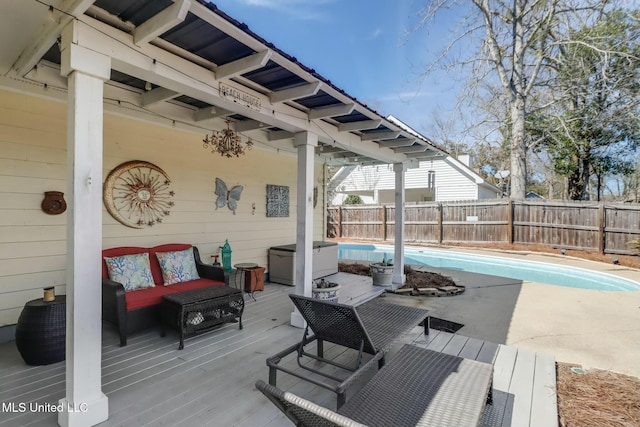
[2,0,445,166]
[0,2,447,425]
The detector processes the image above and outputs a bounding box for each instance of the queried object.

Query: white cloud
[368,28,382,40]
[233,0,337,20]
[376,91,435,102]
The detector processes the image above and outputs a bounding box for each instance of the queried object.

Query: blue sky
[211,0,465,140]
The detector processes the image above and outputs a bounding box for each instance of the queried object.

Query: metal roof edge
[201,1,407,131]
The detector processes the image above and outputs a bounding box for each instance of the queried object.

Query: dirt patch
[338,262,371,276]
[557,363,640,427]
[402,265,457,289]
[338,262,464,296]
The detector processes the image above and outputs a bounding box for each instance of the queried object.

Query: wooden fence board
[327,199,639,255]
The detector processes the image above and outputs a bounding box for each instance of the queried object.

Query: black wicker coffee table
[161,286,244,350]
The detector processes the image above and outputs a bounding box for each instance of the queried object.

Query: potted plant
[370,253,394,287]
[312,278,341,303]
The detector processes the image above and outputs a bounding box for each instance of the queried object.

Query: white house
[0,2,445,425]
[331,117,501,204]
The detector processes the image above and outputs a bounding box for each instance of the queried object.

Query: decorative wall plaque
[214,177,243,215]
[266,184,289,217]
[41,191,67,215]
[103,160,175,228]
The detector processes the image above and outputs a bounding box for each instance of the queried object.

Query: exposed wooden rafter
[361,131,401,141]
[338,119,382,132]
[141,87,178,106]
[267,130,294,141]
[270,81,322,104]
[234,119,268,132]
[318,146,349,154]
[403,151,445,159]
[13,0,95,76]
[337,119,382,132]
[133,0,191,46]
[393,145,430,154]
[378,138,416,148]
[194,106,232,122]
[308,103,354,120]
[215,50,272,80]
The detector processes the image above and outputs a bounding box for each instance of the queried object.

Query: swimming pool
[338,243,640,292]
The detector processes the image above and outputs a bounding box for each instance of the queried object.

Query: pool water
[338,243,640,292]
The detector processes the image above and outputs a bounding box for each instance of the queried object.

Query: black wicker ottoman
[161,286,244,350]
[15,296,66,365]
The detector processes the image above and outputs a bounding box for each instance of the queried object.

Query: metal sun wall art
[266,184,289,217]
[103,160,175,228]
[215,177,243,215]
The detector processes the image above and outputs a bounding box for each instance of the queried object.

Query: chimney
[458,154,473,167]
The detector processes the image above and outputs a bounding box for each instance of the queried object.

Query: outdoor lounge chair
[267,295,429,407]
[257,344,494,427]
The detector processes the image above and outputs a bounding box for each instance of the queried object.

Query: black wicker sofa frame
[101,244,226,347]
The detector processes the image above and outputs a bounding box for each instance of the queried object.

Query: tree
[343,195,364,205]
[415,0,612,199]
[529,9,640,200]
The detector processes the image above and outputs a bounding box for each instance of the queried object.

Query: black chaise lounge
[257,344,494,427]
[267,294,430,407]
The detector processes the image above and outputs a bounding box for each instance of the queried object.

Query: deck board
[440,333,469,356]
[530,353,558,427]
[483,344,518,427]
[0,279,557,427]
[509,348,537,427]
[424,329,454,352]
[458,336,485,360]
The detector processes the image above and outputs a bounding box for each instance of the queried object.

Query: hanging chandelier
[203,120,253,158]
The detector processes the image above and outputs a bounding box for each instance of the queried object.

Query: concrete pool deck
[350,246,640,378]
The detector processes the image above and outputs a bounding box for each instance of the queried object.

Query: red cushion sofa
[101,243,226,346]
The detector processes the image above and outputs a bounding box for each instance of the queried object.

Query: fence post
[382,205,388,241]
[437,203,443,244]
[598,204,605,254]
[337,206,342,238]
[507,199,514,244]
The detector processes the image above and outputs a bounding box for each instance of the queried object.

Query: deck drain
[425,317,464,333]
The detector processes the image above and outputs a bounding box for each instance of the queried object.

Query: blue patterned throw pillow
[104,253,155,292]
[156,247,200,285]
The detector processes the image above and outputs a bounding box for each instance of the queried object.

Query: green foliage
[529,9,640,200]
[343,194,363,205]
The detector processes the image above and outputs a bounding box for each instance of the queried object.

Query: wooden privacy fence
[327,200,640,255]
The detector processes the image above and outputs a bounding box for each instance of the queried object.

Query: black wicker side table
[161,286,244,350]
[15,295,66,365]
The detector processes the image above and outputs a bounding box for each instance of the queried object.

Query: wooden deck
[0,275,557,427]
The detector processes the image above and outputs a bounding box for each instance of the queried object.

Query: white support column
[393,163,406,288]
[291,132,318,328]
[59,23,110,427]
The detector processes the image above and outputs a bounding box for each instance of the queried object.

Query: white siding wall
[335,158,485,203]
[478,185,501,199]
[0,90,325,326]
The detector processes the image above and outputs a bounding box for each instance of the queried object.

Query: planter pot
[370,263,394,287]
[312,282,341,303]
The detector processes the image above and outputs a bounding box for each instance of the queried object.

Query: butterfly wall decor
[215,177,243,215]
